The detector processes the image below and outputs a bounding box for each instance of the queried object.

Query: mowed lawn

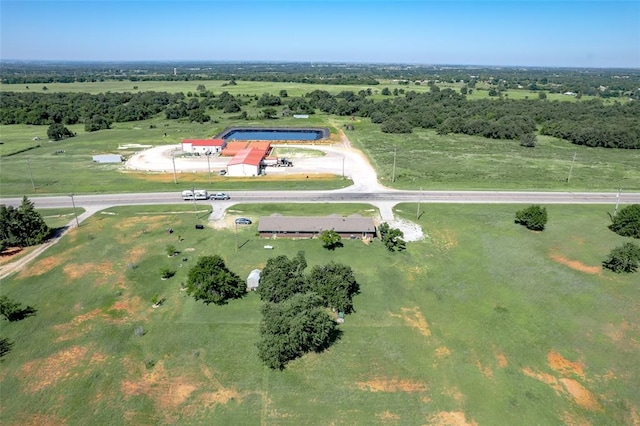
[0,203,639,425]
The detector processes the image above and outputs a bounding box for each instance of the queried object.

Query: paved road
[1,189,639,210]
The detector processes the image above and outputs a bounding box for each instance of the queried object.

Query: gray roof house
[258,214,376,239]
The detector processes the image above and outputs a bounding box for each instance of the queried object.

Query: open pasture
[0,203,638,425]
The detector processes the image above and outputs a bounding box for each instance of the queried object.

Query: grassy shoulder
[0,203,638,424]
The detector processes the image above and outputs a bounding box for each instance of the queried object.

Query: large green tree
[307,262,359,314]
[378,222,406,252]
[186,255,245,305]
[609,204,640,239]
[47,123,74,141]
[319,229,342,250]
[0,197,50,249]
[257,251,308,303]
[257,292,336,370]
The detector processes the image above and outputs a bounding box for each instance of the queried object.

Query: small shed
[247,269,261,291]
[92,154,123,163]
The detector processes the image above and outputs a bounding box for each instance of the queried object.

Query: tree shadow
[315,328,343,354]
[324,241,344,251]
[0,337,14,359]
[7,305,37,321]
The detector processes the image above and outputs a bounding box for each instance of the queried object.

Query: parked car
[210,192,230,200]
[235,217,252,225]
[219,170,227,176]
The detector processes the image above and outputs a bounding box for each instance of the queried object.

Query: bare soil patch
[560,411,593,426]
[53,308,103,342]
[426,411,478,426]
[21,346,89,393]
[603,320,640,351]
[548,351,586,380]
[18,253,66,278]
[430,229,458,251]
[495,352,508,368]
[114,215,168,232]
[435,346,451,359]
[390,307,431,337]
[12,413,68,426]
[356,377,427,393]
[521,367,602,412]
[549,252,601,274]
[376,410,401,423]
[560,378,602,411]
[63,263,97,281]
[476,360,494,378]
[0,247,26,264]
[444,386,465,402]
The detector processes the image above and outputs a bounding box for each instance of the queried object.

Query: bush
[515,205,548,231]
[602,242,640,273]
[609,204,640,239]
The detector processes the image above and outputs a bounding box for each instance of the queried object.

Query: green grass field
[1,203,638,425]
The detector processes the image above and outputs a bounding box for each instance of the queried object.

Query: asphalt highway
[1,189,639,210]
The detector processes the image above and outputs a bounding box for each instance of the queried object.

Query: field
[1,203,638,425]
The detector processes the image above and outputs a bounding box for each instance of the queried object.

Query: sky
[1,1,638,68]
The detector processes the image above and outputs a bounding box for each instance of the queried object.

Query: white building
[181,139,226,154]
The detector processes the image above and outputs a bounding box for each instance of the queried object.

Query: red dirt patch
[18,253,66,278]
[435,346,451,359]
[476,360,494,378]
[63,263,98,280]
[0,247,25,263]
[12,413,68,426]
[603,320,640,351]
[356,377,427,393]
[21,346,89,393]
[390,307,431,337]
[444,386,465,402]
[548,351,586,380]
[376,411,401,423]
[549,252,600,274]
[426,411,478,426]
[521,367,602,412]
[559,378,602,411]
[53,308,103,342]
[495,352,508,368]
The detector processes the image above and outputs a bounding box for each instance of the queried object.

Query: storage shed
[181,139,226,154]
[92,154,123,163]
[247,269,261,291]
[227,147,266,177]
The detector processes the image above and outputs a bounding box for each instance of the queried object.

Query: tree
[538,92,547,100]
[186,255,245,305]
[84,114,111,132]
[378,222,406,252]
[257,293,337,370]
[515,205,548,231]
[520,133,537,148]
[196,84,206,93]
[279,89,288,98]
[319,229,342,250]
[261,108,277,119]
[47,123,74,141]
[308,262,359,314]
[1,197,51,249]
[602,242,640,273]
[609,204,640,238]
[257,251,308,303]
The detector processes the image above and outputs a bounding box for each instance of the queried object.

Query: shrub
[602,242,640,273]
[609,204,640,239]
[515,205,548,231]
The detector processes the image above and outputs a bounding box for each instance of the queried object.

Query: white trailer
[194,189,208,200]
[182,190,194,200]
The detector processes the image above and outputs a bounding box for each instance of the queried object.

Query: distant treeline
[2,62,639,97]
[1,87,638,148]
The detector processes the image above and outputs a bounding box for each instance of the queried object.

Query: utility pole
[69,194,80,227]
[416,186,422,219]
[342,156,345,179]
[172,150,178,184]
[234,221,238,252]
[206,152,212,184]
[192,186,198,223]
[566,152,577,183]
[26,156,35,190]
[392,147,397,183]
[613,188,622,217]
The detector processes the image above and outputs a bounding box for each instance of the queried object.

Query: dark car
[235,217,252,225]
[210,192,230,200]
